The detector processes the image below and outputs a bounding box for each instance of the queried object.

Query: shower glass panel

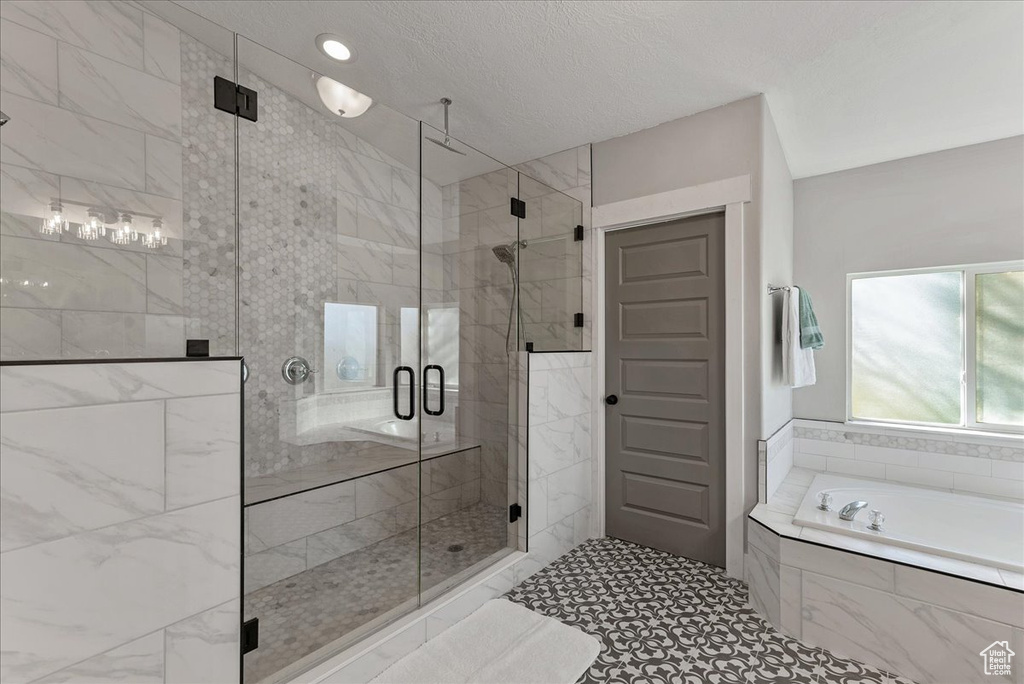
[0,2,236,361]
[235,36,423,683]
[420,123,522,600]
[516,173,584,351]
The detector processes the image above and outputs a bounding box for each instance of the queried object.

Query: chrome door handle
[282,356,316,385]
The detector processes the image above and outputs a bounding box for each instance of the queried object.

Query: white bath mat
[370,599,600,684]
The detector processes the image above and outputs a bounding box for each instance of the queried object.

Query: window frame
[846,260,1024,434]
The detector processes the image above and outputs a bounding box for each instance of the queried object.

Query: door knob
[606,394,618,405]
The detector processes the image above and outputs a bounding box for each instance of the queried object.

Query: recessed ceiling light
[316,33,355,62]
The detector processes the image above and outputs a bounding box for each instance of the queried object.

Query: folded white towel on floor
[370,599,600,684]
[783,286,816,388]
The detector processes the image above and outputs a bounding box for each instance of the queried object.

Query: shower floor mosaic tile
[244,502,507,683]
[505,537,917,684]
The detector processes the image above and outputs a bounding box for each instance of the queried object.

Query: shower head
[0,110,9,127]
[425,98,466,155]
[492,244,516,265]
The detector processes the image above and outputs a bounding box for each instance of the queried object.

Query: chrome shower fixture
[425,98,466,155]
[491,244,516,265]
[491,240,526,265]
[0,110,9,126]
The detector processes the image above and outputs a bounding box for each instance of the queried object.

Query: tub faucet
[838,500,869,521]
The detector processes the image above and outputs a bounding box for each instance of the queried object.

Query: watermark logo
[980,641,1015,677]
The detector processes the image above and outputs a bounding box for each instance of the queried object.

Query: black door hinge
[574,313,584,328]
[510,197,526,219]
[242,618,259,654]
[214,76,258,122]
[574,224,584,241]
[509,503,522,523]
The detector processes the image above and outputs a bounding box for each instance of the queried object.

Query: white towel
[783,286,816,388]
[370,599,600,684]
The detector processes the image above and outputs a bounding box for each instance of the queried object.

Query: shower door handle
[423,365,445,416]
[393,366,415,421]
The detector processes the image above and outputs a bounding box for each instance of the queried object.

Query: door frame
[592,175,750,579]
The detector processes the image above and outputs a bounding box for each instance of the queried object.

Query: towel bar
[767,284,790,295]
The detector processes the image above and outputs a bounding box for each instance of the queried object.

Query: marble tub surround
[0,359,242,683]
[0,1,194,361]
[244,447,483,592]
[751,467,1024,590]
[759,419,795,504]
[746,512,1024,684]
[764,419,1024,504]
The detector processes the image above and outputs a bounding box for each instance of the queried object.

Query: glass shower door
[419,124,522,599]
[235,37,422,683]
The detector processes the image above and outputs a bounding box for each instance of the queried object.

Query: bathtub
[793,474,1024,572]
[348,418,455,445]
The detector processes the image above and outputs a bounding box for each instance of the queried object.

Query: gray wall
[759,101,795,437]
[793,136,1024,421]
[593,95,794,518]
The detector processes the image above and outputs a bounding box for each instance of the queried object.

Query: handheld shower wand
[492,242,527,352]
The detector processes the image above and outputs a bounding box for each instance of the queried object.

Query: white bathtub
[348,418,455,445]
[793,474,1024,572]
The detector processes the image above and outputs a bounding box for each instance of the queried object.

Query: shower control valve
[282,356,316,385]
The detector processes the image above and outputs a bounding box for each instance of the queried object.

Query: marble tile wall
[448,146,592,513]
[520,351,595,580]
[759,420,795,503]
[0,359,242,683]
[775,418,1024,501]
[0,1,194,361]
[745,519,1024,684]
[226,54,447,479]
[244,448,482,591]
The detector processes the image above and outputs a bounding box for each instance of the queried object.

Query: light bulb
[40,201,68,235]
[77,210,106,240]
[111,213,137,245]
[143,218,168,249]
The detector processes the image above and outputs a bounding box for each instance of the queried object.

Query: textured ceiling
[172,0,1023,178]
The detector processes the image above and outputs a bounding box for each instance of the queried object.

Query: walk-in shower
[0,2,583,681]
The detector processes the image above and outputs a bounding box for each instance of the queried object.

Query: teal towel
[799,287,824,350]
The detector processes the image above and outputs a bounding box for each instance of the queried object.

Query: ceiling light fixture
[314,75,372,118]
[316,34,355,63]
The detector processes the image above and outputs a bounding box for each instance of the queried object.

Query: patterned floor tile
[505,537,918,684]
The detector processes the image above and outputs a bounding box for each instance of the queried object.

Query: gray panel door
[605,213,725,566]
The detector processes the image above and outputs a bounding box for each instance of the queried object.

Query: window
[848,263,1023,432]
[323,302,379,391]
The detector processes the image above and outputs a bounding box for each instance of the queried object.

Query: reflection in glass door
[236,36,423,682]
[419,124,521,599]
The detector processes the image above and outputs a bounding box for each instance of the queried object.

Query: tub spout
[838,500,869,521]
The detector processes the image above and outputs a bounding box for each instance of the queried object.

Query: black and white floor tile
[505,537,916,684]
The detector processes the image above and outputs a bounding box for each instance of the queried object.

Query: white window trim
[846,260,1024,434]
